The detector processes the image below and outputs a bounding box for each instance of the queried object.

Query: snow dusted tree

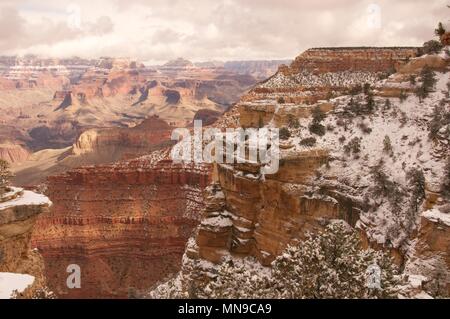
[270,221,400,299]
[434,22,446,37]
[0,159,12,195]
[203,221,401,299]
[406,167,426,213]
[204,260,272,299]
[441,157,450,200]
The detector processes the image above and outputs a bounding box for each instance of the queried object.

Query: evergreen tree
[435,22,446,37]
[406,167,426,213]
[0,159,12,195]
[441,158,450,200]
[309,106,326,136]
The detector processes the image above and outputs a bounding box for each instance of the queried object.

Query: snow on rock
[422,208,450,226]
[0,190,52,211]
[0,272,35,299]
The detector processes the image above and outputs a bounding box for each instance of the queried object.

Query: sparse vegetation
[287,114,300,129]
[434,22,446,37]
[383,99,391,111]
[0,159,12,196]
[415,66,437,101]
[344,137,361,157]
[442,158,450,200]
[399,90,408,103]
[428,105,450,140]
[371,161,405,213]
[300,137,316,147]
[406,167,426,214]
[309,106,326,136]
[277,97,286,104]
[383,135,393,155]
[201,222,400,299]
[279,127,291,140]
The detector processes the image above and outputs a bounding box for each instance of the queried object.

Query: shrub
[300,137,316,147]
[277,97,286,104]
[370,161,405,212]
[309,106,326,136]
[287,114,300,129]
[344,137,361,156]
[203,221,401,299]
[0,159,12,195]
[358,122,372,134]
[399,90,408,103]
[383,135,393,154]
[279,127,291,140]
[383,99,391,111]
[441,158,450,200]
[422,40,443,55]
[406,167,426,213]
[434,22,446,37]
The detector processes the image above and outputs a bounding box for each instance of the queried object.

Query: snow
[0,273,35,299]
[201,214,233,228]
[0,189,52,210]
[274,51,449,248]
[422,208,450,226]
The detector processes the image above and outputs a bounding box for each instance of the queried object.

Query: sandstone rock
[32,157,211,298]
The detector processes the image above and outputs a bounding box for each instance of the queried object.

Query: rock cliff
[0,187,52,298]
[32,154,211,298]
[153,46,449,298]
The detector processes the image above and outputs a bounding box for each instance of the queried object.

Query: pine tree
[0,159,12,195]
[383,135,393,155]
[441,157,450,200]
[383,99,391,111]
[309,106,326,136]
[435,22,446,37]
[406,167,426,213]
[270,221,400,299]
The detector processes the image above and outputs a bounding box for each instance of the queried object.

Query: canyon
[2,45,449,299]
[150,46,449,298]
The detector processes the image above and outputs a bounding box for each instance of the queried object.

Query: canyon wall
[0,187,52,298]
[32,156,211,298]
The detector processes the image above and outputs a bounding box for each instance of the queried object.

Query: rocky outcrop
[0,187,52,298]
[0,143,30,164]
[169,46,449,298]
[71,115,175,161]
[32,157,211,298]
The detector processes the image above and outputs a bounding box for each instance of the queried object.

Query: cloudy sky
[0,0,448,63]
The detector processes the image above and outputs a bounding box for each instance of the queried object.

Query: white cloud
[0,0,448,63]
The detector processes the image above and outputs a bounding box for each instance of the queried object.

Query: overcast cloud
[0,0,448,63]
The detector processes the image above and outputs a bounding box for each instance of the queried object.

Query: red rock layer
[32,158,211,298]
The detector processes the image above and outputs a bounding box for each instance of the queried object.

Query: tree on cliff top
[0,159,12,195]
[435,22,446,37]
[204,221,401,299]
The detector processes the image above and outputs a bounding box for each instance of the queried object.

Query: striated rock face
[0,143,30,164]
[254,47,419,104]
[0,187,52,297]
[32,156,211,298]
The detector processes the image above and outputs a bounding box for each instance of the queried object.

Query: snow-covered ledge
[0,188,52,211]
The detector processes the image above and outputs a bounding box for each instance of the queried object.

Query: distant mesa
[191,109,222,126]
[164,89,181,104]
